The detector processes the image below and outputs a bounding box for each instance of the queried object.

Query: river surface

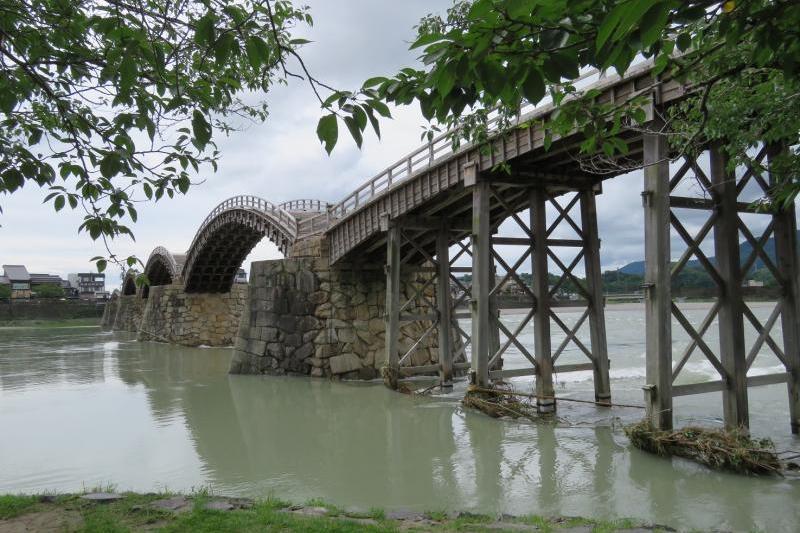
[1,302,798,531]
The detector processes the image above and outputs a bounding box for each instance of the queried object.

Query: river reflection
[1,324,799,531]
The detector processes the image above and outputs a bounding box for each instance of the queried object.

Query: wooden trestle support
[643,125,800,433]
[467,174,611,412]
[383,171,612,412]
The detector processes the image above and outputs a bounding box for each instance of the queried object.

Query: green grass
[0,494,39,519]
[0,492,656,532]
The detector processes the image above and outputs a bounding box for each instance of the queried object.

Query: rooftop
[2,265,30,281]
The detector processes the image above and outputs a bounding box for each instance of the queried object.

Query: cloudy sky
[0,1,786,290]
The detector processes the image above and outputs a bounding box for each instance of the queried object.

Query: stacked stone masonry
[230,236,464,379]
[137,284,247,346]
[113,295,145,332]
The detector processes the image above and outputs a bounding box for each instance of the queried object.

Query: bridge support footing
[137,284,247,346]
[232,240,463,379]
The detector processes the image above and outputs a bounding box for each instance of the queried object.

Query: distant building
[1,265,32,299]
[743,279,764,288]
[235,268,248,284]
[68,272,106,300]
[29,273,65,287]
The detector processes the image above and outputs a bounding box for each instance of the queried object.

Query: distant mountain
[617,230,799,276]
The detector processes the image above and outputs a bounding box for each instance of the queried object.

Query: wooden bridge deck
[322,61,684,265]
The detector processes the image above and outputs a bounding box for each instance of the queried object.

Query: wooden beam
[770,145,800,434]
[673,373,790,397]
[711,144,749,430]
[399,215,471,231]
[669,196,760,213]
[581,187,611,403]
[531,187,554,412]
[384,222,401,388]
[643,116,673,430]
[437,228,454,388]
[471,176,491,387]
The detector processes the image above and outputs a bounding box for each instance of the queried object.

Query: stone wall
[137,284,247,346]
[113,294,145,332]
[100,295,117,329]
[230,236,462,379]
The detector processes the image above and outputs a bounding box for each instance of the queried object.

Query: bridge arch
[122,272,138,296]
[142,246,183,298]
[181,196,299,293]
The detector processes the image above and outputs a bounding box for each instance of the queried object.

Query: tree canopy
[322,0,799,205]
[0,0,325,271]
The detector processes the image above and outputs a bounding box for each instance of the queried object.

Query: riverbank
[0,492,672,532]
[0,317,100,328]
[0,299,104,323]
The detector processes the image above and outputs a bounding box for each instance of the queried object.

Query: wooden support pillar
[580,187,612,403]
[436,228,454,388]
[642,119,673,429]
[769,147,800,434]
[488,261,502,371]
[471,177,491,387]
[384,220,401,389]
[530,188,554,412]
[710,144,749,430]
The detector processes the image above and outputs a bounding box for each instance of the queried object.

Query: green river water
[1,302,798,531]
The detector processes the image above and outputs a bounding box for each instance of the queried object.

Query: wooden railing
[322,67,605,224]
[195,195,298,239]
[279,199,327,212]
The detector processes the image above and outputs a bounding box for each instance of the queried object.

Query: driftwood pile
[462,384,542,420]
[625,420,782,475]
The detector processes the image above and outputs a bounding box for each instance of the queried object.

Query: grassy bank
[0,317,101,328]
[0,492,670,532]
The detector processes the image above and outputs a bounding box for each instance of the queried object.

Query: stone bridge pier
[138,283,247,346]
[230,236,461,379]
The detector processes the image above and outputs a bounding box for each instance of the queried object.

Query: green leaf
[100,154,122,178]
[119,54,137,93]
[194,13,215,46]
[521,68,545,104]
[676,32,692,52]
[363,76,387,88]
[411,32,444,50]
[316,114,338,155]
[344,116,363,148]
[245,37,262,69]
[214,33,235,64]
[639,2,670,47]
[96,259,107,273]
[191,110,212,149]
[28,128,43,145]
[596,2,627,50]
[54,195,65,211]
[543,51,579,82]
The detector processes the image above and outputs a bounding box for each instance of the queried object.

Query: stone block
[309,291,329,305]
[329,353,362,375]
[315,344,335,359]
[248,339,267,355]
[296,270,317,292]
[261,327,278,342]
[336,328,356,343]
[298,316,320,332]
[284,333,302,347]
[368,318,384,333]
[275,316,295,333]
[293,342,314,360]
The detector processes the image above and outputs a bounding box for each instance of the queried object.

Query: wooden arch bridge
[120,60,799,435]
